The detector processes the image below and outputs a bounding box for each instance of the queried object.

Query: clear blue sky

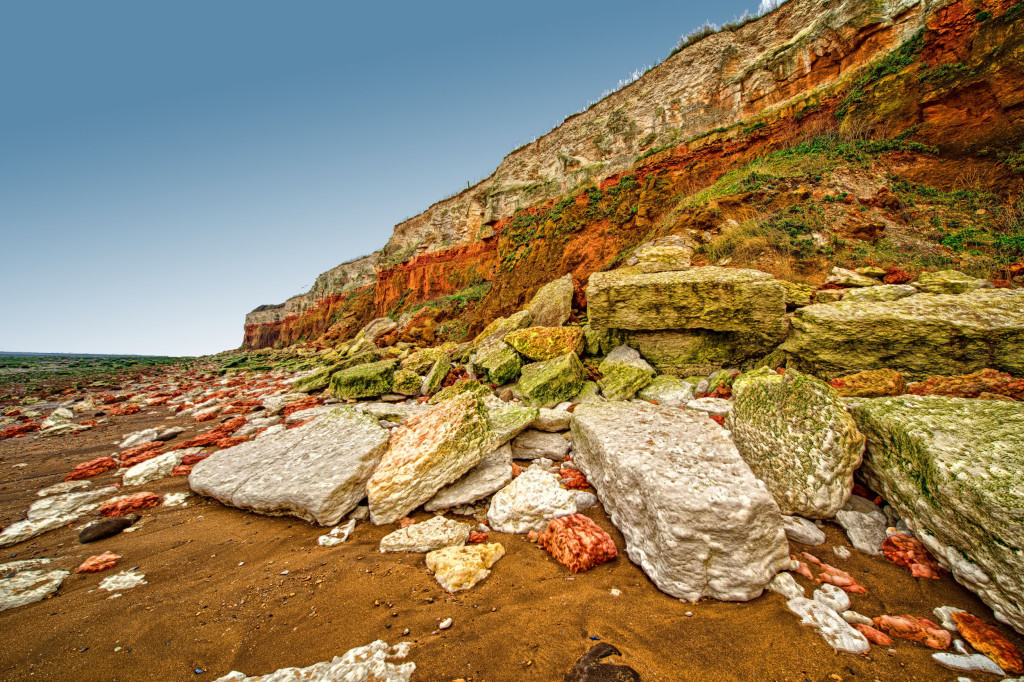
[1,0,762,356]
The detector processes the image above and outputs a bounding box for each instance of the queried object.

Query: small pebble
[280,570,289,575]
[439,618,453,630]
[610,588,621,597]
[685,612,693,617]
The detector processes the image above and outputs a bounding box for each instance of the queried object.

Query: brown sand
[1,408,1020,681]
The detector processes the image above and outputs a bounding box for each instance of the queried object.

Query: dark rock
[78,514,140,544]
[564,643,641,682]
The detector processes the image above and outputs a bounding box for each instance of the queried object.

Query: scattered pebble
[439,618,452,630]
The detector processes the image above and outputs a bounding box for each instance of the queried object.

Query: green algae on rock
[504,326,585,362]
[421,357,451,396]
[853,395,1024,634]
[391,368,423,397]
[472,341,523,386]
[829,368,906,398]
[781,289,1024,380]
[329,359,399,400]
[429,378,492,405]
[913,270,992,295]
[598,345,655,401]
[519,353,585,408]
[727,367,864,519]
[292,366,334,393]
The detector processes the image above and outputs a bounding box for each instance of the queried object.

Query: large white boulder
[487,466,595,534]
[190,407,389,526]
[571,401,789,602]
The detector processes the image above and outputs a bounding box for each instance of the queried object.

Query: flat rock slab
[190,407,389,526]
[782,289,1024,380]
[586,266,787,337]
[367,394,489,525]
[0,559,70,613]
[379,515,470,553]
[854,395,1024,634]
[425,543,505,592]
[426,443,514,512]
[571,401,789,602]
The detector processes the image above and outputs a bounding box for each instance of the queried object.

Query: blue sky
[1,0,762,356]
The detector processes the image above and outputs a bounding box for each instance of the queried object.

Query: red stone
[873,615,951,650]
[708,414,726,427]
[77,419,99,427]
[815,562,868,594]
[108,405,141,416]
[829,369,907,398]
[98,492,161,517]
[468,532,489,544]
[708,384,732,399]
[398,517,415,529]
[214,436,249,449]
[559,468,591,490]
[511,463,523,477]
[286,418,313,429]
[180,453,210,466]
[951,612,1023,674]
[171,465,193,476]
[1,423,40,439]
[65,457,118,481]
[883,267,914,284]
[76,551,121,574]
[120,448,165,468]
[854,624,893,646]
[908,368,1024,401]
[282,396,324,418]
[118,441,164,462]
[195,410,219,422]
[882,533,943,579]
[537,514,617,574]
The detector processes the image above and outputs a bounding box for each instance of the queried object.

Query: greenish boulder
[624,329,779,377]
[586,266,787,338]
[402,344,455,374]
[853,396,1024,634]
[753,348,787,370]
[519,353,586,408]
[333,348,383,372]
[637,375,695,407]
[429,378,492,405]
[855,266,887,278]
[528,274,574,327]
[421,357,451,396]
[473,310,533,349]
[486,404,539,449]
[841,284,917,303]
[473,340,522,385]
[826,267,878,287]
[392,369,423,396]
[781,289,1024,380]
[726,367,865,519]
[329,359,399,400]
[292,366,333,393]
[598,345,655,401]
[582,325,602,356]
[914,270,992,295]
[504,326,585,361]
[814,290,844,304]
[571,381,603,404]
[780,280,814,308]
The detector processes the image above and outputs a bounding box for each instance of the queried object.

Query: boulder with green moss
[473,341,522,386]
[329,359,399,400]
[624,329,776,377]
[472,310,532,349]
[421,357,451,396]
[571,381,603,404]
[486,404,539,449]
[528,274,574,327]
[392,369,423,397]
[782,289,1024,380]
[637,375,694,406]
[401,344,455,374]
[853,395,1024,634]
[598,345,655,401]
[914,270,992,295]
[726,367,864,519]
[429,378,492,405]
[519,353,585,408]
[779,280,814,308]
[504,326,585,361]
[292,366,334,393]
[841,284,917,303]
[829,369,906,397]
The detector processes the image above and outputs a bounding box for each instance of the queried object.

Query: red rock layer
[65,457,118,482]
[76,551,121,574]
[951,612,1024,674]
[98,492,161,517]
[537,514,618,574]
[873,615,951,650]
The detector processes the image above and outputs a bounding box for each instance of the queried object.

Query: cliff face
[243,0,1024,349]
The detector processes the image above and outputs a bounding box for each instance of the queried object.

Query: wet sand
[1,407,1020,681]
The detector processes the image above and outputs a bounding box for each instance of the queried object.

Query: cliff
[243,0,1024,349]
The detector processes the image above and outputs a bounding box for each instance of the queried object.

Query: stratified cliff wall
[243,0,1024,349]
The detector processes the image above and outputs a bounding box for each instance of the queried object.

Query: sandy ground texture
[1,407,1021,682]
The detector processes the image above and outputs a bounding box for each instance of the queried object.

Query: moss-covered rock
[726,367,865,519]
[571,381,603,404]
[519,353,586,408]
[421,357,451,397]
[624,329,779,377]
[853,396,1024,634]
[429,378,492,405]
[781,289,1024,380]
[504,326,585,361]
[826,267,878,287]
[598,345,655,401]
[637,375,694,406]
[582,325,603,356]
[914,270,992,295]
[486,404,539,449]
[528,274,574,327]
[829,369,906,397]
[841,284,917,303]
[472,310,533,349]
[392,368,423,396]
[780,280,814,308]
[473,341,522,386]
[292,366,333,393]
[401,344,456,374]
[329,359,399,400]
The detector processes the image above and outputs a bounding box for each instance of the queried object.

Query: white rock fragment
[1,486,120,548]
[510,429,570,461]
[843,611,873,626]
[813,584,851,613]
[782,516,826,546]
[37,480,90,497]
[122,451,185,486]
[684,397,733,417]
[786,597,870,654]
[425,544,505,592]
[119,428,159,449]
[98,569,147,592]
[486,467,586,534]
[934,605,967,631]
[425,444,513,512]
[835,510,888,555]
[0,559,70,612]
[379,516,470,553]
[214,640,415,682]
[933,650,1005,676]
[163,492,189,507]
[532,408,572,432]
[768,572,805,600]
[317,519,357,547]
[438,618,453,630]
[571,402,789,602]
[833,546,851,560]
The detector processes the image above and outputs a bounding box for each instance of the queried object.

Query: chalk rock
[835,510,887,555]
[537,514,617,573]
[191,407,389,526]
[367,395,489,525]
[1,487,120,548]
[782,516,826,546]
[571,401,789,602]
[787,597,870,653]
[598,345,655,401]
[119,428,158,449]
[855,395,1024,633]
[487,466,592,534]
[379,515,470,553]
[727,367,864,519]
[528,273,574,327]
[637,375,695,407]
[214,641,415,682]
[486,404,538,449]
[98,569,147,592]
[684,397,733,417]
[532,408,572,432]
[317,519,356,547]
[768,572,805,600]
[0,559,70,612]
[122,451,185,486]
[511,429,569,461]
[261,393,307,416]
[426,443,514,512]
[425,543,505,592]
[813,584,851,612]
